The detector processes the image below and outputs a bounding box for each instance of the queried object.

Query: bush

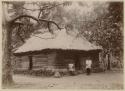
[13,69,55,77]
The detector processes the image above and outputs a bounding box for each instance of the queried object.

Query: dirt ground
[9,71,123,89]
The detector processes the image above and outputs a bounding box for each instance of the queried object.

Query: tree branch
[39,19,62,30]
[47,22,53,34]
[22,2,65,20]
[22,2,65,12]
[10,15,39,24]
[38,9,42,18]
[10,15,62,30]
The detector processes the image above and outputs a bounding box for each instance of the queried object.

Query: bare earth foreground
[10,71,123,89]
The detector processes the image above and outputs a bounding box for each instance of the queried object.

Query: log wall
[14,50,101,73]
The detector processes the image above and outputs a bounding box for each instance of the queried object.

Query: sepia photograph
[2,0,124,89]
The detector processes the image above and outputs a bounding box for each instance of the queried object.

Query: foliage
[8,1,123,60]
[89,2,123,59]
[9,1,62,50]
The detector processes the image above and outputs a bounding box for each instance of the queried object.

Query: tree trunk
[28,56,33,70]
[2,23,14,87]
[2,3,14,87]
[2,2,61,87]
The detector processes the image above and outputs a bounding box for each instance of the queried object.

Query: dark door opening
[75,54,81,70]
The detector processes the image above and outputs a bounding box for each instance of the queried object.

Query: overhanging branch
[10,15,39,24]
[10,15,62,30]
[39,19,62,30]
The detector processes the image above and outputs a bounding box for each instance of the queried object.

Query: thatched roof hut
[14,29,102,55]
[13,29,102,72]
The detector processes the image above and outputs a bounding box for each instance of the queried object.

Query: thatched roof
[14,29,102,54]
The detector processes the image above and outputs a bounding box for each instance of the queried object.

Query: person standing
[68,62,75,76]
[86,57,92,75]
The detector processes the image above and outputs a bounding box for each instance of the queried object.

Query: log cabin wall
[55,50,100,72]
[55,50,76,69]
[32,52,57,70]
[14,51,57,70]
[13,56,29,70]
[14,50,101,72]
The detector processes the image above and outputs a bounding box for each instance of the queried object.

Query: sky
[6,1,109,26]
[22,1,109,23]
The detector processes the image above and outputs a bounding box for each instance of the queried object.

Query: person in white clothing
[68,63,75,75]
[86,58,92,75]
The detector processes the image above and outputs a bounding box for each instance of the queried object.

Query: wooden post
[107,53,111,70]
[28,56,33,70]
